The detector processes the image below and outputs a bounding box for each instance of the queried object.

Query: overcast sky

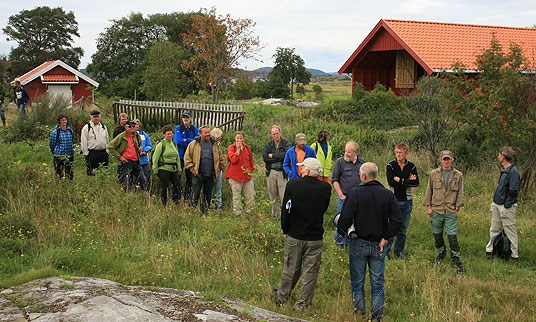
[1,1,535,73]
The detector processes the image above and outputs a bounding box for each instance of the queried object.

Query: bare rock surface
[0,277,306,322]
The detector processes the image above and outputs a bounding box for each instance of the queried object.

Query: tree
[142,41,192,100]
[3,6,83,77]
[257,74,291,99]
[181,8,262,102]
[270,48,311,98]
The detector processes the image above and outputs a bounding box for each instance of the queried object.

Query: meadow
[0,96,535,322]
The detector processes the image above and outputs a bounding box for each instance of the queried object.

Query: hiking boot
[293,302,310,312]
[451,258,464,273]
[486,252,492,260]
[434,252,446,264]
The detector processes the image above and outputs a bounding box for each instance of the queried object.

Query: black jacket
[281,176,331,240]
[338,180,402,242]
[263,138,291,176]
[386,159,419,201]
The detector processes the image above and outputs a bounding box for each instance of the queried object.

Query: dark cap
[182,111,192,118]
[89,109,101,116]
[125,120,136,126]
[440,150,454,160]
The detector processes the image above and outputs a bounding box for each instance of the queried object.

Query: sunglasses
[442,157,451,161]
[182,116,190,119]
[126,124,136,128]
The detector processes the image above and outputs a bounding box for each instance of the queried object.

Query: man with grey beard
[331,141,365,248]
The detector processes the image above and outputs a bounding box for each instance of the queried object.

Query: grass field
[0,101,535,321]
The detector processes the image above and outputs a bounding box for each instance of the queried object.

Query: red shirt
[225,142,254,182]
[122,133,139,161]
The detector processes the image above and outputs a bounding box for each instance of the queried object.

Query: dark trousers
[53,155,74,180]
[180,158,193,201]
[119,160,148,190]
[158,170,181,206]
[86,150,109,176]
[192,174,214,214]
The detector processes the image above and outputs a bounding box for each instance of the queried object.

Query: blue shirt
[49,125,74,156]
[493,164,520,208]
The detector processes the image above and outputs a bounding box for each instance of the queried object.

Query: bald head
[359,162,378,182]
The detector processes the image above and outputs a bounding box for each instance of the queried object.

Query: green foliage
[256,75,291,99]
[3,6,83,77]
[313,83,408,130]
[142,41,193,100]
[228,76,258,100]
[270,47,311,98]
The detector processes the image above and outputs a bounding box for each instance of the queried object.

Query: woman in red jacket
[226,131,255,215]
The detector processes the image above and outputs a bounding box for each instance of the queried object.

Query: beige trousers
[228,178,255,214]
[267,170,287,219]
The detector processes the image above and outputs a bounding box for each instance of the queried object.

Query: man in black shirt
[273,158,331,311]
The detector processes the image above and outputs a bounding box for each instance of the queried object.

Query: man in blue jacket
[174,111,199,201]
[485,146,520,260]
[283,133,316,181]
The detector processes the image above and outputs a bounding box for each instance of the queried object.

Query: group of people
[271,141,520,322]
[47,110,521,321]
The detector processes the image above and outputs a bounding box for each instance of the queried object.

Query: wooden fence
[112,100,244,132]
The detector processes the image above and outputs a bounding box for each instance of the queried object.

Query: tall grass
[0,103,535,321]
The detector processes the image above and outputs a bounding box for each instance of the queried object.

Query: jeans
[192,174,214,214]
[119,160,148,191]
[212,170,223,209]
[335,197,348,246]
[385,200,413,256]
[17,102,26,115]
[349,238,386,321]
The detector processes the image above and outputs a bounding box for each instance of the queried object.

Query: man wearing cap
[184,125,224,215]
[174,111,200,201]
[337,162,402,322]
[331,141,365,248]
[13,80,30,116]
[263,125,292,219]
[273,157,331,311]
[113,113,129,138]
[108,120,148,190]
[424,150,464,273]
[80,110,110,176]
[283,133,316,181]
[485,146,520,261]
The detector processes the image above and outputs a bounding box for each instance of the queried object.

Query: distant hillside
[252,67,336,78]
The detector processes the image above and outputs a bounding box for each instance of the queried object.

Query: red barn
[339,19,536,95]
[12,60,99,105]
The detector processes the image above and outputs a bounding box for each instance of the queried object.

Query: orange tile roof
[340,19,536,74]
[17,61,56,84]
[42,74,78,82]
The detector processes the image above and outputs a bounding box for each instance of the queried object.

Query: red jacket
[225,142,254,182]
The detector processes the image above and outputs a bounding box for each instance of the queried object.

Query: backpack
[492,231,512,260]
[86,122,106,139]
[150,140,178,167]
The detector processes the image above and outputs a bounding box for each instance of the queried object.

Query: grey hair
[359,162,378,179]
[499,146,514,162]
[346,140,360,153]
[210,127,223,139]
[199,125,211,131]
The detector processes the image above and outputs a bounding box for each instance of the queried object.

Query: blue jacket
[493,164,520,208]
[173,124,199,160]
[49,125,74,156]
[137,130,152,166]
[283,145,316,180]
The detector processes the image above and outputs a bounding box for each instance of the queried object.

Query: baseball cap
[182,111,192,118]
[297,157,322,173]
[125,120,136,126]
[89,109,101,116]
[440,150,454,160]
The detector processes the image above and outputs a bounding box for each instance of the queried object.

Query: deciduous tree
[181,8,262,102]
[3,6,83,78]
[270,48,311,98]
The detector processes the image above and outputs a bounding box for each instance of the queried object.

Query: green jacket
[108,131,142,162]
[310,141,333,178]
[152,139,181,174]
